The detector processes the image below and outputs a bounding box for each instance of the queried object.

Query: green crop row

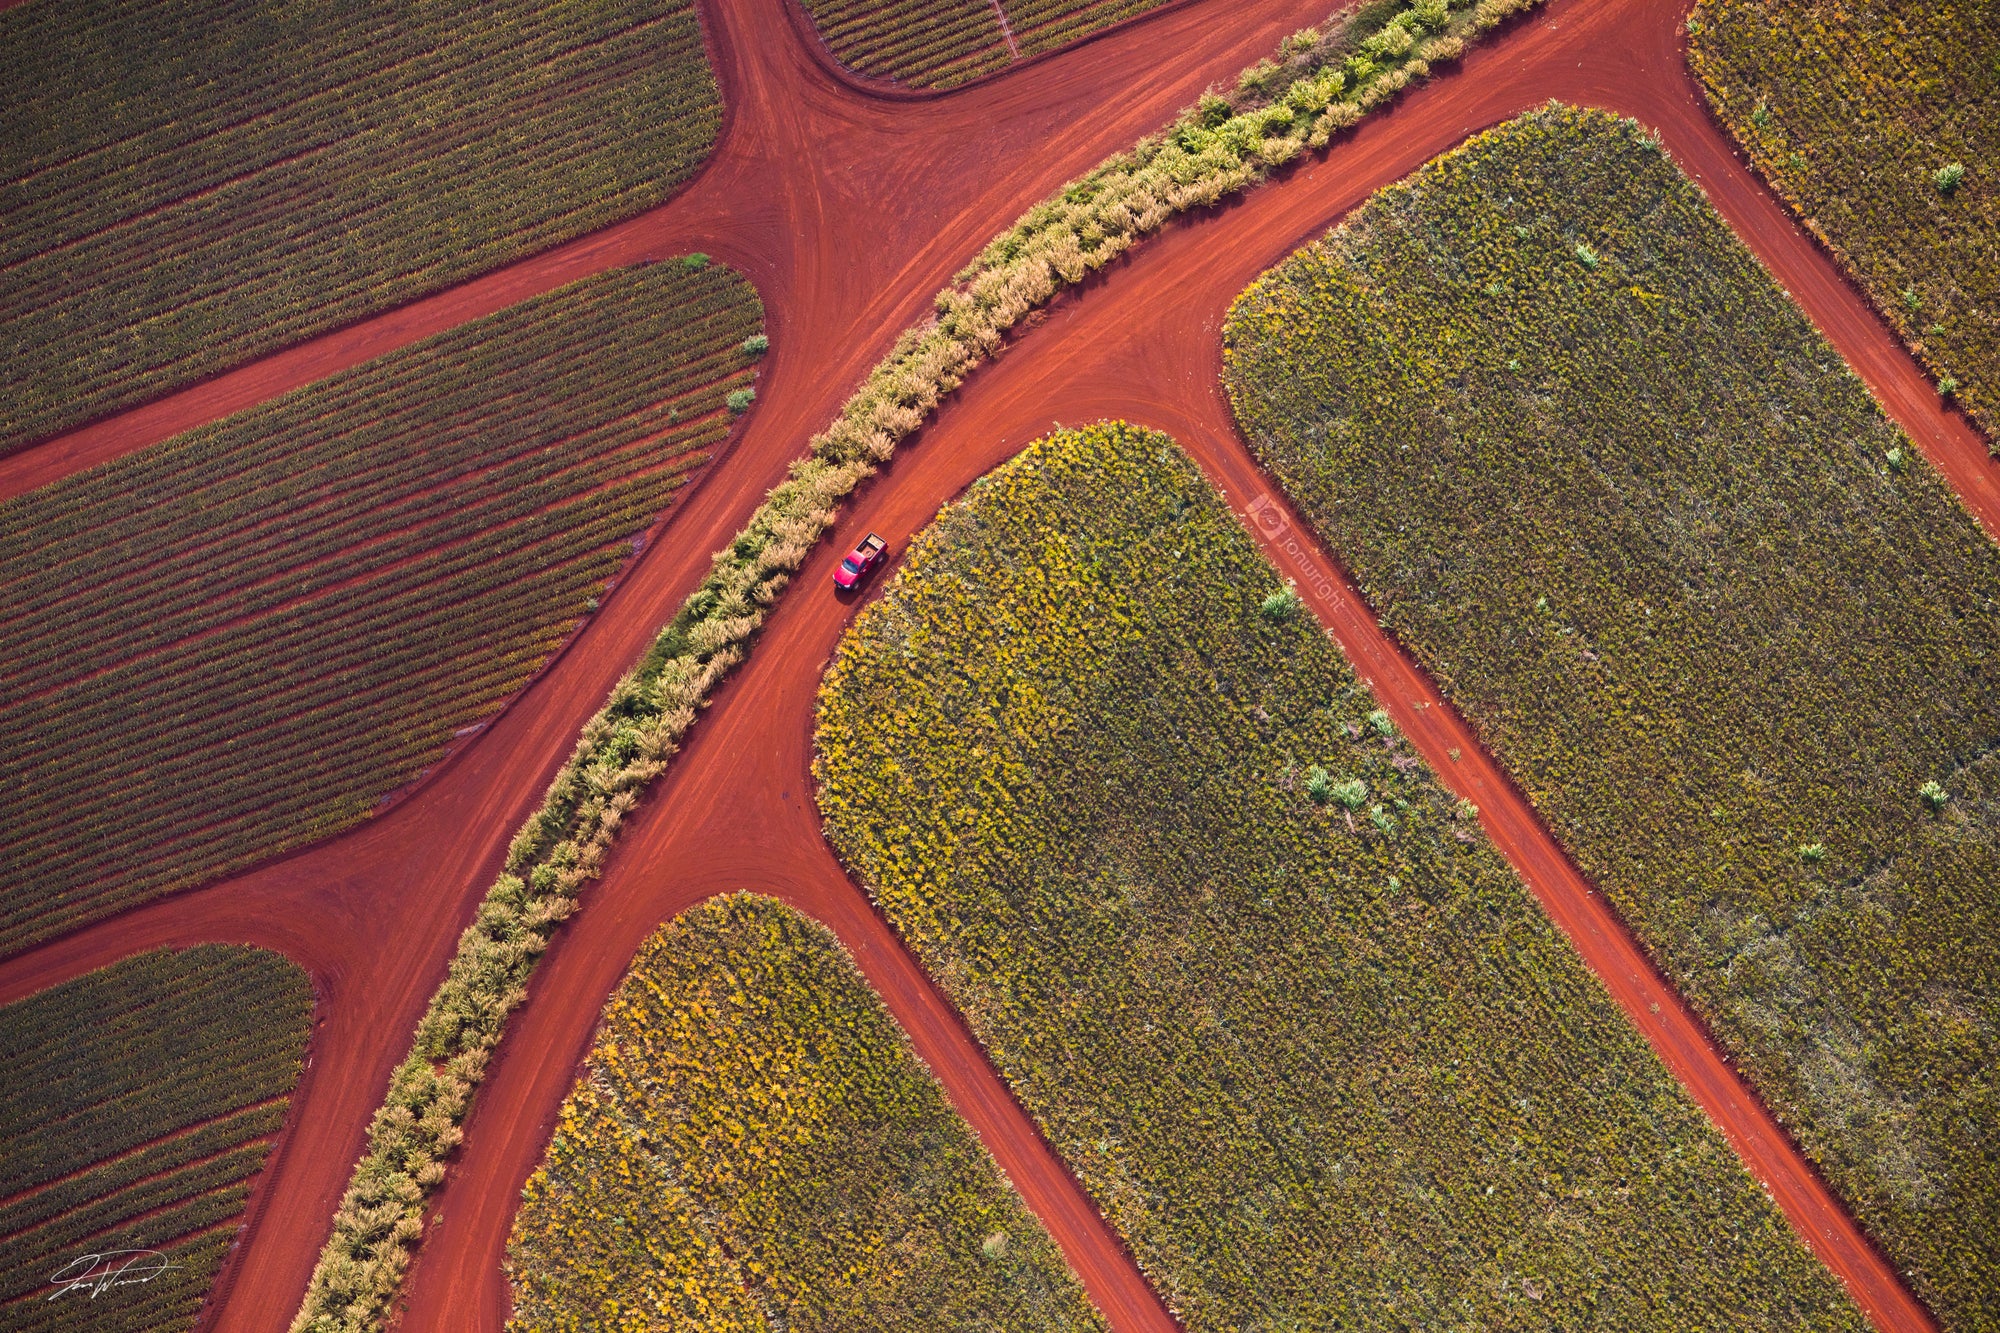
[800,0,1501,89]
[0,946,311,1331]
[0,262,761,956]
[1689,0,2000,442]
[0,0,722,453]
[290,7,1542,1327]
[800,0,1012,88]
[505,894,1104,1332]
[1222,104,2000,1327]
[813,421,1865,1330]
[0,1227,231,1333]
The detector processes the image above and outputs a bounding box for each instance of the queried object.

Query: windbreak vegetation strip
[290,4,1542,1326]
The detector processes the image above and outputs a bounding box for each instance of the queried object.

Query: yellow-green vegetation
[797,0,1173,90]
[0,261,761,957]
[802,0,1507,93]
[1222,104,2000,1326]
[294,8,1546,1327]
[815,421,1864,1330]
[506,894,1103,1333]
[0,945,311,1332]
[0,0,721,453]
[1690,0,1999,440]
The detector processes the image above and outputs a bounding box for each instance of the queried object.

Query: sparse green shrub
[1305,764,1335,803]
[681,252,711,269]
[1693,0,2000,435]
[1799,842,1828,863]
[1260,586,1302,620]
[1920,779,1949,810]
[742,332,770,355]
[727,387,756,413]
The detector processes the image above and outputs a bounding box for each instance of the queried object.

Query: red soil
[0,0,1980,1329]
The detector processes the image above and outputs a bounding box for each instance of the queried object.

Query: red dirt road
[0,0,1979,1328]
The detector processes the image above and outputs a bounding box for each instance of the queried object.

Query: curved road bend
[0,0,1323,506]
[0,0,1981,1328]
[397,3,1957,1332]
[0,0,1344,1327]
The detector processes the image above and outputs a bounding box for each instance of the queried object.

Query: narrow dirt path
[1,0,1984,1328]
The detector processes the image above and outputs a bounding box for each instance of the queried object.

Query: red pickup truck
[833,532,887,590]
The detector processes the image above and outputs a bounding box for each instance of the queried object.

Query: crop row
[0,946,310,1330]
[1,945,311,1195]
[0,262,762,956]
[0,1102,287,1241]
[1689,0,1999,441]
[0,327,743,691]
[1010,0,1172,61]
[0,0,723,452]
[1221,105,2000,1327]
[800,0,1009,88]
[506,894,1103,1331]
[0,1227,230,1333]
[814,421,1866,1330]
[0,1145,271,1302]
[291,6,1546,1327]
[806,0,1012,87]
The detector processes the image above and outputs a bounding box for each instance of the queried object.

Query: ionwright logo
[1245,494,1339,606]
[1245,492,1289,537]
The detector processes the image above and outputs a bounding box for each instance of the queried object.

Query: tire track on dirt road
[0,0,1337,1326]
[4,0,1980,1326]
[393,5,1946,1330]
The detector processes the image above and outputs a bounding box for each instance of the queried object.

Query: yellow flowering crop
[815,421,1865,1330]
[506,894,1104,1332]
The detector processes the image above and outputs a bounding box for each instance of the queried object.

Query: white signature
[46,1250,180,1299]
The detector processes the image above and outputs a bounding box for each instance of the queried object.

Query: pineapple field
[0,260,761,955]
[1223,104,2000,1327]
[0,0,722,453]
[0,945,311,1331]
[1690,0,2000,440]
[815,420,1865,1331]
[506,894,1103,1332]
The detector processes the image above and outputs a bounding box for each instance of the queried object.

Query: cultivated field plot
[0,945,310,1331]
[0,262,761,957]
[1691,0,1999,440]
[1223,105,2000,1326]
[816,422,1862,1330]
[797,0,1171,88]
[507,894,1103,1332]
[0,0,722,454]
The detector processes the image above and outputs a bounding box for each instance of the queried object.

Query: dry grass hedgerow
[292,3,1543,1326]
